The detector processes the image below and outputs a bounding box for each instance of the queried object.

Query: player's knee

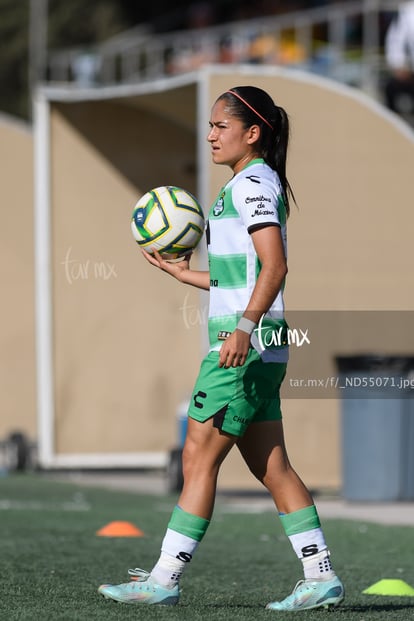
[182,442,223,482]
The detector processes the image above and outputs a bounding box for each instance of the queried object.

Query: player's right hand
[141,249,192,281]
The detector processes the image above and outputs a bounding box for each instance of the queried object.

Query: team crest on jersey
[213,197,224,216]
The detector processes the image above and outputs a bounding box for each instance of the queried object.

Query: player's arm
[244,224,287,322]
[141,249,210,290]
[218,225,287,368]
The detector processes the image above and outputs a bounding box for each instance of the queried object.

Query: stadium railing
[45,1,401,101]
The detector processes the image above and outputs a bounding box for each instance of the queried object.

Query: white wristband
[237,317,256,335]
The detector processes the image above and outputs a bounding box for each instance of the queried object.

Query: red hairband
[226,90,274,130]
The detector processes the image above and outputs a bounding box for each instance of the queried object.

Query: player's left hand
[218,330,251,368]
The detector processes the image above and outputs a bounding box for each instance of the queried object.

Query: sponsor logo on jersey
[251,207,275,217]
[245,195,272,204]
[246,195,275,218]
[246,175,261,184]
[217,330,231,340]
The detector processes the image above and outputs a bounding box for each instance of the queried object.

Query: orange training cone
[96,521,144,537]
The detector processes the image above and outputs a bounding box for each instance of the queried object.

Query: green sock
[150,506,210,587]
[168,505,210,542]
[279,506,335,579]
[279,505,321,536]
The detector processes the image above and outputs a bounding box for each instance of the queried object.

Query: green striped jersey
[207,158,289,362]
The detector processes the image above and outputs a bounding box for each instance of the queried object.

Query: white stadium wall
[34,79,202,468]
[0,115,36,446]
[31,65,414,489]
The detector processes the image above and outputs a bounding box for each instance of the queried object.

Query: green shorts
[188,349,287,437]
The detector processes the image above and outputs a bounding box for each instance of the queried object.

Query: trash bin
[176,400,189,449]
[335,355,414,501]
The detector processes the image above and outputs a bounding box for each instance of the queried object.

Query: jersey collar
[242,157,265,170]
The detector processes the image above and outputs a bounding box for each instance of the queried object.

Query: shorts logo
[233,415,248,425]
[193,390,207,409]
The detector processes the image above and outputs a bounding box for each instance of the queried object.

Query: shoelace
[292,580,306,593]
[128,568,150,582]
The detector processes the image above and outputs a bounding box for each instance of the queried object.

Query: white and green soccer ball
[131,185,205,260]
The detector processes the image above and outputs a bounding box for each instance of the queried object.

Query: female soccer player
[99,86,345,612]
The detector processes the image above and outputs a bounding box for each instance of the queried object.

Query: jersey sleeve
[232,174,281,233]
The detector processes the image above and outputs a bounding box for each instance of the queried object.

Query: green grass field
[1,473,414,620]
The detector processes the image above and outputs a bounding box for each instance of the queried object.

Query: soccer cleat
[266,576,344,611]
[98,568,180,605]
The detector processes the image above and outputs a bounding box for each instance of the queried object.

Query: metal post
[28,0,49,115]
[362,0,381,96]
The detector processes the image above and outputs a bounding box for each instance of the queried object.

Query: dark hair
[217,86,295,217]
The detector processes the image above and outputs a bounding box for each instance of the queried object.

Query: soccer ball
[131,186,205,260]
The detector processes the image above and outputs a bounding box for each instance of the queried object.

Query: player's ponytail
[268,104,295,217]
[219,86,295,217]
